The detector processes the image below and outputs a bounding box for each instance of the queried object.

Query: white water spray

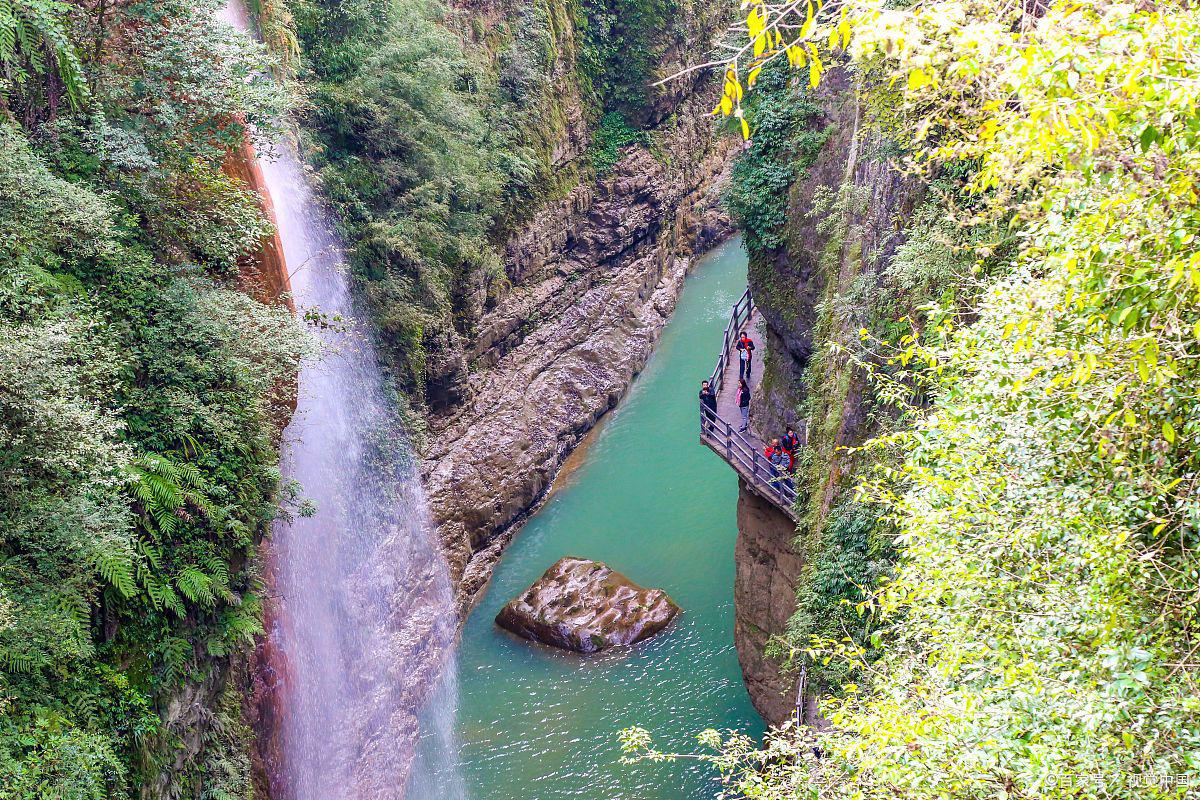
[219,4,465,797]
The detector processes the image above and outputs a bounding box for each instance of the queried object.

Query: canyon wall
[420,15,736,613]
[733,482,807,725]
[732,68,926,721]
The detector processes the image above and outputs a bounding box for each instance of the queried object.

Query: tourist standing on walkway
[782,426,800,472]
[737,331,756,379]
[765,438,791,472]
[699,380,717,431]
[738,378,751,432]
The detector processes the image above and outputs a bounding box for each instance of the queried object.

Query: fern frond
[95,548,136,598]
[175,567,215,608]
[0,0,90,107]
[0,651,37,674]
[160,636,193,684]
[143,575,183,616]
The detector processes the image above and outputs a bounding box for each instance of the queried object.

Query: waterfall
[219,4,464,797]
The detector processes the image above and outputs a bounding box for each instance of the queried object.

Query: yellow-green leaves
[718,0,835,137]
[807,42,823,86]
[906,67,931,91]
[712,67,747,138]
[681,1,1200,797]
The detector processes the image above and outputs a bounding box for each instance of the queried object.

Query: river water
[416,237,764,799]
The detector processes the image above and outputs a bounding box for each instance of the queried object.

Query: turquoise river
[420,236,764,799]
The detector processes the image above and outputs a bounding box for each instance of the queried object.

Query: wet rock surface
[496,557,680,653]
[423,87,737,617]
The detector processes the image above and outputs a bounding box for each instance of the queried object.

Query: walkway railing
[707,289,754,393]
[699,289,799,517]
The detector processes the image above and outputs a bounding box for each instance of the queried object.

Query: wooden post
[794,665,807,728]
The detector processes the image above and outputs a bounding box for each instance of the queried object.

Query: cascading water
[218,5,463,797]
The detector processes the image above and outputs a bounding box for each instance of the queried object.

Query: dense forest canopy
[1,0,306,795]
[624,0,1200,797]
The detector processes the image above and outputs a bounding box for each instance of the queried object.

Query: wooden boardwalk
[699,290,799,520]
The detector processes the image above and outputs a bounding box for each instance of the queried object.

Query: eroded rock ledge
[496,557,680,653]
[423,92,735,616]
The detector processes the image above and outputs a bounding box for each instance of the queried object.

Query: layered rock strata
[424,90,736,615]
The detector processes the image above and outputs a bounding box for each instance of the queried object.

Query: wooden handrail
[708,288,754,392]
[700,401,797,509]
[698,288,798,514]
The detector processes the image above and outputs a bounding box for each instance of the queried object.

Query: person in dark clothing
[782,427,800,454]
[781,426,800,473]
[736,331,756,380]
[699,380,717,432]
[737,378,751,432]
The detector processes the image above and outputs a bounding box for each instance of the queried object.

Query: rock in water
[496,557,680,653]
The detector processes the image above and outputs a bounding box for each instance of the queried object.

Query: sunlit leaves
[657,0,1200,795]
[712,0,829,137]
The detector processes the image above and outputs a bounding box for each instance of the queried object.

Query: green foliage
[588,111,649,174]
[0,0,87,111]
[575,0,676,121]
[725,65,828,255]
[0,122,303,796]
[289,0,545,396]
[0,0,305,792]
[776,502,893,694]
[627,0,1200,797]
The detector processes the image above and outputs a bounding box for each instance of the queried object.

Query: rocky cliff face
[733,481,806,724]
[734,68,923,721]
[425,86,735,613]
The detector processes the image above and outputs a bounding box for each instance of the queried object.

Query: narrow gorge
[9,0,1193,799]
[422,89,739,614]
[233,0,765,793]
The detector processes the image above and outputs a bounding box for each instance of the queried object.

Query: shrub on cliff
[723,64,827,255]
[624,1,1200,796]
[286,0,561,398]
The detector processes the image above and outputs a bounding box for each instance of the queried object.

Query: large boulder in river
[495,557,680,653]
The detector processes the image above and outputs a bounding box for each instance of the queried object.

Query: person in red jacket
[765,438,792,472]
[781,426,801,472]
